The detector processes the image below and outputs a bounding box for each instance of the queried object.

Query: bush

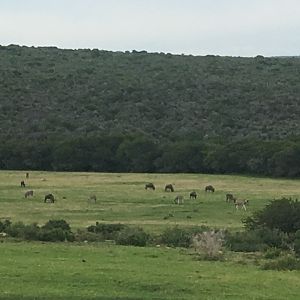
[192,230,224,260]
[264,248,281,259]
[115,227,149,247]
[43,219,71,231]
[75,229,104,242]
[294,230,300,257]
[0,219,11,232]
[244,198,300,233]
[87,223,127,240]
[160,226,209,248]
[262,255,300,271]
[226,228,290,252]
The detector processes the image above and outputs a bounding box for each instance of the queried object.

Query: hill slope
[1,45,300,141]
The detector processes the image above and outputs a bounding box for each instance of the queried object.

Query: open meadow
[1,171,300,299]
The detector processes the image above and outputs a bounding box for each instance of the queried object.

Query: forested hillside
[1,44,300,140]
[1,44,300,176]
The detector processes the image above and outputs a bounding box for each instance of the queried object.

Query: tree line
[1,135,300,177]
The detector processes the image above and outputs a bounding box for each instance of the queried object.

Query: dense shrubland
[1,45,300,176]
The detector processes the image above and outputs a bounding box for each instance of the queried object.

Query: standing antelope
[174,195,184,204]
[226,193,236,202]
[234,199,249,211]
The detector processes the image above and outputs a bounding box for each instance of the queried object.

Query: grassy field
[1,170,300,231]
[1,171,300,299]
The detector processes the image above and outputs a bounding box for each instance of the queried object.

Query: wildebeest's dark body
[165,184,174,192]
[145,183,155,190]
[44,193,55,203]
[205,185,215,192]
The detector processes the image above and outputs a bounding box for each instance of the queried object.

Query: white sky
[0,0,299,56]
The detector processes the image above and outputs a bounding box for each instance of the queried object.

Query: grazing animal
[89,194,97,203]
[205,185,215,192]
[24,190,34,198]
[174,195,184,204]
[145,183,155,190]
[226,193,236,202]
[26,172,29,179]
[20,181,26,188]
[165,184,174,192]
[190,191,197,200]
[44,193,55,203]
[234,199,249,211]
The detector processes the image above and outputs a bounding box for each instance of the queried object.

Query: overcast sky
[0,0,299,57]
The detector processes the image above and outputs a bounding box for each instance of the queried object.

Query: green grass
[1,171,300,299]
[0,241,300,300]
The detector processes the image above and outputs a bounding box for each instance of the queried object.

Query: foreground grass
[1,171,300,232]
[0,241,299,300]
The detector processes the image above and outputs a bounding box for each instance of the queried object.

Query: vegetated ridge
[1,44,300,141]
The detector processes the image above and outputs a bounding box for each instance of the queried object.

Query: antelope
[234,199,249,211]
[89,194,97,203]
[165,184,174,192]
[205,185,215,192]
[226,193,236,202]
[145,183,155,190]
[190,191,197,200]
[24,190,34,198]
[174,195,184,204]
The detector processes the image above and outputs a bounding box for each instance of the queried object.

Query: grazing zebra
[165,184,174,192]
[145,183,155,190]
[190,191,197,200]
[205,185,215,192]
[234,199,249,211]
[174,195,184,204]
[24,190,34,198]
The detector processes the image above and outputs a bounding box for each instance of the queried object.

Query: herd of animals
[145,183,249,210]
[19,173,249,211]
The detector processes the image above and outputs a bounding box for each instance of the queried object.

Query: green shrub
[0,219,11,232]
[159,226,210,248]
[75,229,104,242]
[264,248,281,259]
[116,227,149,247]
[262,255,300,271]
[226,228,289,252]
[87,222,127,240]
[43,219,71,231]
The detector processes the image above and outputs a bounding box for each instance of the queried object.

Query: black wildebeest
[205,185,215,192]
[165,184,174,192]
[44,193,55,203]
[20,181,26,188]
[145,183,155,190]
[174,195,184,204]
[26,172,29,179]
[226,193,236,202]
[190,191,197,200]
[24,190,34,198]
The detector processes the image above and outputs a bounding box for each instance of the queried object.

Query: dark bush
[294,230,300,257]
[75,229,104,242]
[262,255,300,271]
[264,248,281,259]
[87,222,127,240]
[115,227,149,247]
[159,226,210,248]
[0,219,11,232]
[43,219,71,231]
[226,228,288,252]
[244,198,300,233]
